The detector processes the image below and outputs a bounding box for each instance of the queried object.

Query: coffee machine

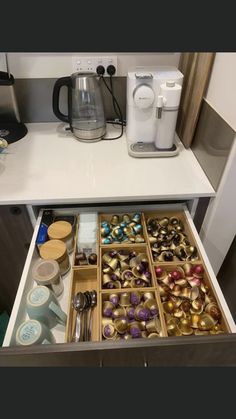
[126,67,184,157]
[0,54,27,144]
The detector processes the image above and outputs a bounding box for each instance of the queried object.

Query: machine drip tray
[128,141,179,158]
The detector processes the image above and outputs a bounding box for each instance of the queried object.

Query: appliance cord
[100,75,124,141]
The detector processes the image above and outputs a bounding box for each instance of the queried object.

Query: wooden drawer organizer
[65,209,231,343]
[143,209,201,265]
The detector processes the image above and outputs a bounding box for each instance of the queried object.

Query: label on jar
[29,287,49,305]
[19,322,40,343]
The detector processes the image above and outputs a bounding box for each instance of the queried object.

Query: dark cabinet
[0,205,33,315]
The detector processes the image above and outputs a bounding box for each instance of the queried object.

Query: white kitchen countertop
[0,122,215,205]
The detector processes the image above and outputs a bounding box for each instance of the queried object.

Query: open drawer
[2,203,236,366]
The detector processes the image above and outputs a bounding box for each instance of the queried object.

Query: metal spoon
[87,290,97,341]
[72,292,86,342]
[83,291,92,341]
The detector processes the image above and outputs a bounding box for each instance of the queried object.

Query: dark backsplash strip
[14,77,127,123]
[191,100,235,191]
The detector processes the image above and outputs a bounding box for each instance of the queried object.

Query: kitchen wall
[5,53,180,78]
[0,53,180,123]
[192,53,236,274]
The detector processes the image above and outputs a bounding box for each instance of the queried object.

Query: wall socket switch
[72,56,118,76]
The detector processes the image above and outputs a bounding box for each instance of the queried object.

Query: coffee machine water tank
[155,80,182,149]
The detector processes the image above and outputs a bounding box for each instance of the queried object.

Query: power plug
[96,65,105,76]
[107,65,116,76]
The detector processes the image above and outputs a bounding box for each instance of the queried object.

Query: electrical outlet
[72,56,118,75]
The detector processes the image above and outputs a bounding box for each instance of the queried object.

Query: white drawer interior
[3,203,236,347]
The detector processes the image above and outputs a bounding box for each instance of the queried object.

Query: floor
[217,235,236,322]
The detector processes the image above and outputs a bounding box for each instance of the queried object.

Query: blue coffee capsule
[122,235,129,242]
[101,225,111,237]
[133,224,142,234]
[120,221,127,229]
[101,221,110,228]
[102,237,113,244]
[132,213,141,223]
[112,227,123,240]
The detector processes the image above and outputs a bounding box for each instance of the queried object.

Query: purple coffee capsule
[130,291,141,306]
[144,271,151,280]
[109,294,119,306]
[109,250,117,258]
[102,324,116,339]
[106,282,115,289]
[136,263,146,274]
[135,306,151,321]
[111,273,119,281]
[103,301,114,317]
[126,306,135,320]
[130,324,141,339]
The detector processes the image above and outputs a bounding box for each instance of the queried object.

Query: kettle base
[72,126,106,142]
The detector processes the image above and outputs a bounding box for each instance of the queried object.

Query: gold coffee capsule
[112,307,126,319]
[110,215,119,226]
[102,253,112,264]
[179,318,193,335]
[197,313,216,331]
[190,314,201,329]
[147,333,159,339]
[141,331,148,338]
[143,292,155,301]
[103,274,112,286]
[102,317,113,326]
[122,214,131,224]
[146,317,161,334]
[205,302,222,321]
[167,318,182,336]
[144,298,158,315]
[108,258,118,271]
[123,333,132,340]
[114,317,128,334]
[119,292,131,306]
[163,300,175,314]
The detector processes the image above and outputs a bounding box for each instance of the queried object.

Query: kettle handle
[52,76,71,123]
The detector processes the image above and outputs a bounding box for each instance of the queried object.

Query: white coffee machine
[126,67,184,157]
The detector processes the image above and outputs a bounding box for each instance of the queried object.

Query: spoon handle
[73,311,82,342]
[83,309,89,341]
[86,308,92,341]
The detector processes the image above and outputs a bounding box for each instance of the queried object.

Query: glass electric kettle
[52,72,106,142]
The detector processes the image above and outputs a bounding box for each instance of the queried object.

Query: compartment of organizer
[153,262,230,337]
[66,268,100,343]
[101,289,166,341]
[100,212,147,245]
[73,213,99,268]
[143,210,200,264]
[100,245,155,289]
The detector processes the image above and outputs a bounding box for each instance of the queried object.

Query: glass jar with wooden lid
[39,239,70,276]
[32,259,64,297]
[47,221,74,253]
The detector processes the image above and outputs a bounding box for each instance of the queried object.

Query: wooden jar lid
[39,239,67,263]
[48,221,72,240]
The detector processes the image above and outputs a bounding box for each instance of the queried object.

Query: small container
[32,259,64,297]
[39,239,70,276]
[47,221,74,253]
